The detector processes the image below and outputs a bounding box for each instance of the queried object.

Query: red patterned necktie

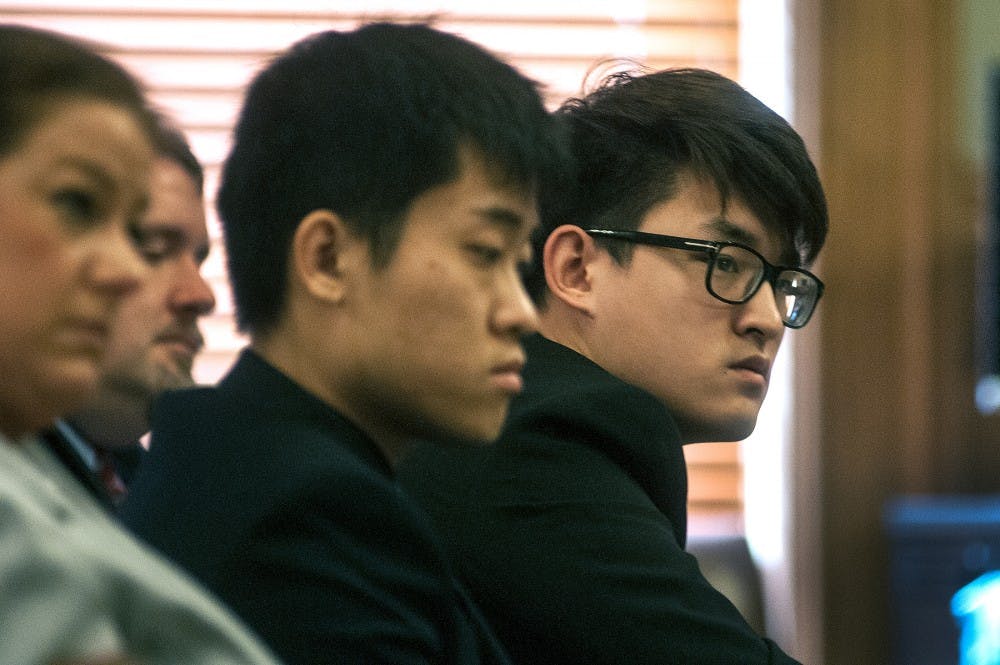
[95,448,128,504]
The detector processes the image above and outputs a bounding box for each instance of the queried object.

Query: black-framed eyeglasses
[585,229,825,329]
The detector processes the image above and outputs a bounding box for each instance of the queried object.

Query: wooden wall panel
[816,1,974,662]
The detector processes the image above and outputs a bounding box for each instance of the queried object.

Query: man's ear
[290,209,365,304]
[542,224,601,316]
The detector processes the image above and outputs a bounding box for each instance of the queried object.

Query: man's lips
[731,356,771,381]
[155,329,203,356]
[491,357,526,394]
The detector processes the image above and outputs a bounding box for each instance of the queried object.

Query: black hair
[0,23,156,158]
[217,21,569,336]
[525,67,828,304]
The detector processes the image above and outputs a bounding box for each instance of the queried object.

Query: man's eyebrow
[136,224,184,241]
[473,206,529,233]
[700,216,758,246]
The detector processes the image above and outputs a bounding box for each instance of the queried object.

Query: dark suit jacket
[398,334,802,665]
[122,349,511,665]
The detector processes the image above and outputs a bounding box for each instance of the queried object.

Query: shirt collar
[52,419,98,471]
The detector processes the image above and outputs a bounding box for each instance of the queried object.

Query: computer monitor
[885,495,1000,665]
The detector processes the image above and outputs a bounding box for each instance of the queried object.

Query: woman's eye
[52,189,99,224]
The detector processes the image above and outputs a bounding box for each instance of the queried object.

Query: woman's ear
[290,209,365,304]
[542,224,601,316]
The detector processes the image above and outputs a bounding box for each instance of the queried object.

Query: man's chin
[677,414,759,444]
[153,376,195,397]
[104,365,192,401]
[162,369,196,390]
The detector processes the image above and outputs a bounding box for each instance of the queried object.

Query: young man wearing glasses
[399,68,828,664]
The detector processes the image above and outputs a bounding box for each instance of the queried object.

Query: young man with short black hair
[123,22,568,664]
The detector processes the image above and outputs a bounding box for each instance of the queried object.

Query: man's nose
[171,258,216,317]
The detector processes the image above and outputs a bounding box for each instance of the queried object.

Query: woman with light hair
[0,23,280,665]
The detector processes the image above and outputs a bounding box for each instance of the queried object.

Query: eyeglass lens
[774,272,820,327]
[710,245,819,328]
[710,246,762,301]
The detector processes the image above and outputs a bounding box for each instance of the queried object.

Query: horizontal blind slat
[0,1,736,22]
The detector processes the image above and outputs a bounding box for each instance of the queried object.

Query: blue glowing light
[952,570,1000,665]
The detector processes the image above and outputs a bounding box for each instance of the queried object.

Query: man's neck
[536,306,594,361]
[67,402,147,451]
[250,337,410,469]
